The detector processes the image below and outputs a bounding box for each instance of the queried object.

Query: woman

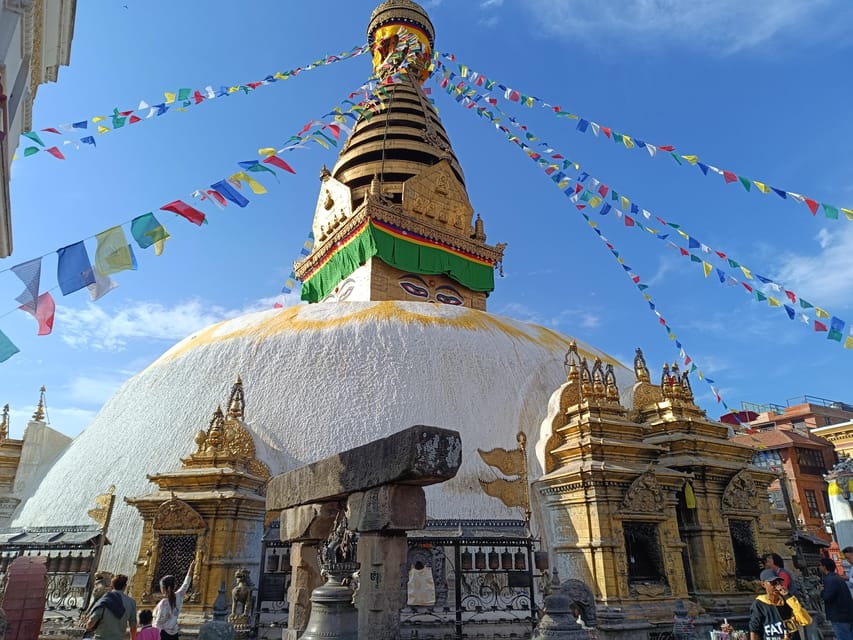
[153,560,195,640]
[750,568,811,640]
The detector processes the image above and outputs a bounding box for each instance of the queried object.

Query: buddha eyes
[435,293,463,305]
[400,281,429,298]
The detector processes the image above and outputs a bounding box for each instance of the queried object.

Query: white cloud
[55,293,303,352]
[481,0,504,7]
[498,301,600,330]
[525,0,841,55]
[773,225,853,306]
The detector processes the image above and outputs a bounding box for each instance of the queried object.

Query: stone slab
[347,484,425,532]
[267,425,461,511]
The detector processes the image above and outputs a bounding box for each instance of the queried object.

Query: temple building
[8,0,793,635]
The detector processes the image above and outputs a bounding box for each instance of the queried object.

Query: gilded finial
[634,348,650,383]
[660,363,674,399]
[681,371,694,403]
[591,358,605,400]
[369,174,382,197]
[206,406,226,452]
[0,403,8,439]
[472,213,486,242]
[564,342,579,383]
[580,358,593,398]
[227,376,245,420]
[320,164,331,181]
[604,364,620,403]
[32,386,46,422]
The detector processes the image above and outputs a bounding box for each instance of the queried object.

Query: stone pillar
[280,502,341,640]
[348,485,426,640]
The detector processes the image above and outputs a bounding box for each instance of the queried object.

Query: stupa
[13,0,635,577]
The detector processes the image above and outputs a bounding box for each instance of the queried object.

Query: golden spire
[580,358,593,398]
[564,341,580,383]
[227,375,245,421]
[0,404,8,439]
[604,364,621,403]
[32,386,46,422]
[591,358,606,400]
[680,370,695,403]
[634,348,650,383]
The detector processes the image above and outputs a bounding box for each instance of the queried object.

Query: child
[137,609,159,640]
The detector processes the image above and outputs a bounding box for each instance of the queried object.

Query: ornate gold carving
[311,176,353,247]
[478,432,530,521]
[402,161,473,237]
[87,485,116,531]
[622,471,665,513]
[722,470,759,512]
[153,497,206,532]
[634,348,650,383]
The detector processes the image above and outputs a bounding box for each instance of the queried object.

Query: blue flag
[210,180,249,208]
[56,241,96,295]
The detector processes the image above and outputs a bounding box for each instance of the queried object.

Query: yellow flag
[589,195,602,208]
[587,220,597,228]
[682,155,699,165]
[274,71,287,80]
[768,296,781,307]
[231,171,268,195]
[154,238,167,256]
[616,257,625,265]
[845,336,853,350]
[228,86,239,94]
[703,262,712,277]
[258,147,276,157]
[92,116,105,123]
[677,229,689,239]
[312,135,330,149]
[816,307,830,319]
[623,135,635,149]
[95,226,134,276]
[164,92,176,104]
[754,181,771,193]
[740,266,753,280]
[843,208,853,221]
[620,196,630,210]
[97,125,110,134]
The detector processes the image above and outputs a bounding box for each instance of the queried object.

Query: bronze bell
[300,563,360,640]
[514,549,526,571]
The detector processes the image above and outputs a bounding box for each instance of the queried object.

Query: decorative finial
[634,348,650,383]
[369,174,382,196]
[472,213,486,242]
[563,341,579,383]
[680,371,694,403]
[205,406,226,452]
[227,376,245,420]
[604,364,620,403]
[0,403,8,439]
[591,358,605,400]
[660,363,673,399]
[32,386,46,421]
[580,358,593,398]
[320,164,331,181]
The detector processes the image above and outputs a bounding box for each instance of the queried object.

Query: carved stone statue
[320,511,357,566]
[229,568,254,623]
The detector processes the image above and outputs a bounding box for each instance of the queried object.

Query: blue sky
[2,0,852,437]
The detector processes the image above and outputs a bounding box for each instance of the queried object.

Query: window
[729,519,761,579]
[152,535,196,594]
[804,490,821,519]
[624,522,665,583]
[752,450,783,472]
[796,448,826,475]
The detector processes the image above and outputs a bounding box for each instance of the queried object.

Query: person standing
[763,553,798,596]
[136,610,158,640]
[85,574,138,640]
[749,569,811,640]
[153,560,195,640]
[819,558,853,640]
[842,546,853,594]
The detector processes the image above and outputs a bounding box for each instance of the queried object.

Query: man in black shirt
[819,558,853,640]
[750,569,811,640]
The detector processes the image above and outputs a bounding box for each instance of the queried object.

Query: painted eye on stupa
[399,279,429,299]
[337,278,356,302]
[435,286,463,306]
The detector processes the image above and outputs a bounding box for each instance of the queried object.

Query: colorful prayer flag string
[14,43,371,162]
[433,52,853,224]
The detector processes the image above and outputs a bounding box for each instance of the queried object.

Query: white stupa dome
[14,301,633,575]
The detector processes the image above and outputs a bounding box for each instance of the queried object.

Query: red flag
[129,115,141,124]
[263,155,296,174]
[20,292,55,336]
[598,185,609,198]
[206,190,228,207]
[658,145,675,152]
[723,171,738,183]
[680,248,689,256]
[742,282,753,293]
[119,110,133,116]
[41,127,61,134]
[804,198,819,215]
[601,126,612,138]
[193,90,205,104]
[326,124,341,140]
[785,290,797,303]
[715,250,727,259]
[46,147,65,160]
[625,216,635,227]
[815,320,827,332]
[161,200,206,226]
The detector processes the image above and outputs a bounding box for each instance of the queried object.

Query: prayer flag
[723,171,737,184]
[815,320,827,332]
[804,198,819,215]
[262,155,295,173]
[230,171,267,195]
[0,330,19,362]
[46,147,65,160]
[829,317,845,342]
[95,226,134,276]
[19,292,55,335]
[11,257,42,312]
[57,241,96,295]
[87,271,118,301]
[22,131,44,146]
[161,200,206,226]
[211,179,249,207]
[131,213,170,249]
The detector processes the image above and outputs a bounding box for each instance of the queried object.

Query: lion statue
[229,568,254,623]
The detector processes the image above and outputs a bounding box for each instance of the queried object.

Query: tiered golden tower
[294,0,505,309]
